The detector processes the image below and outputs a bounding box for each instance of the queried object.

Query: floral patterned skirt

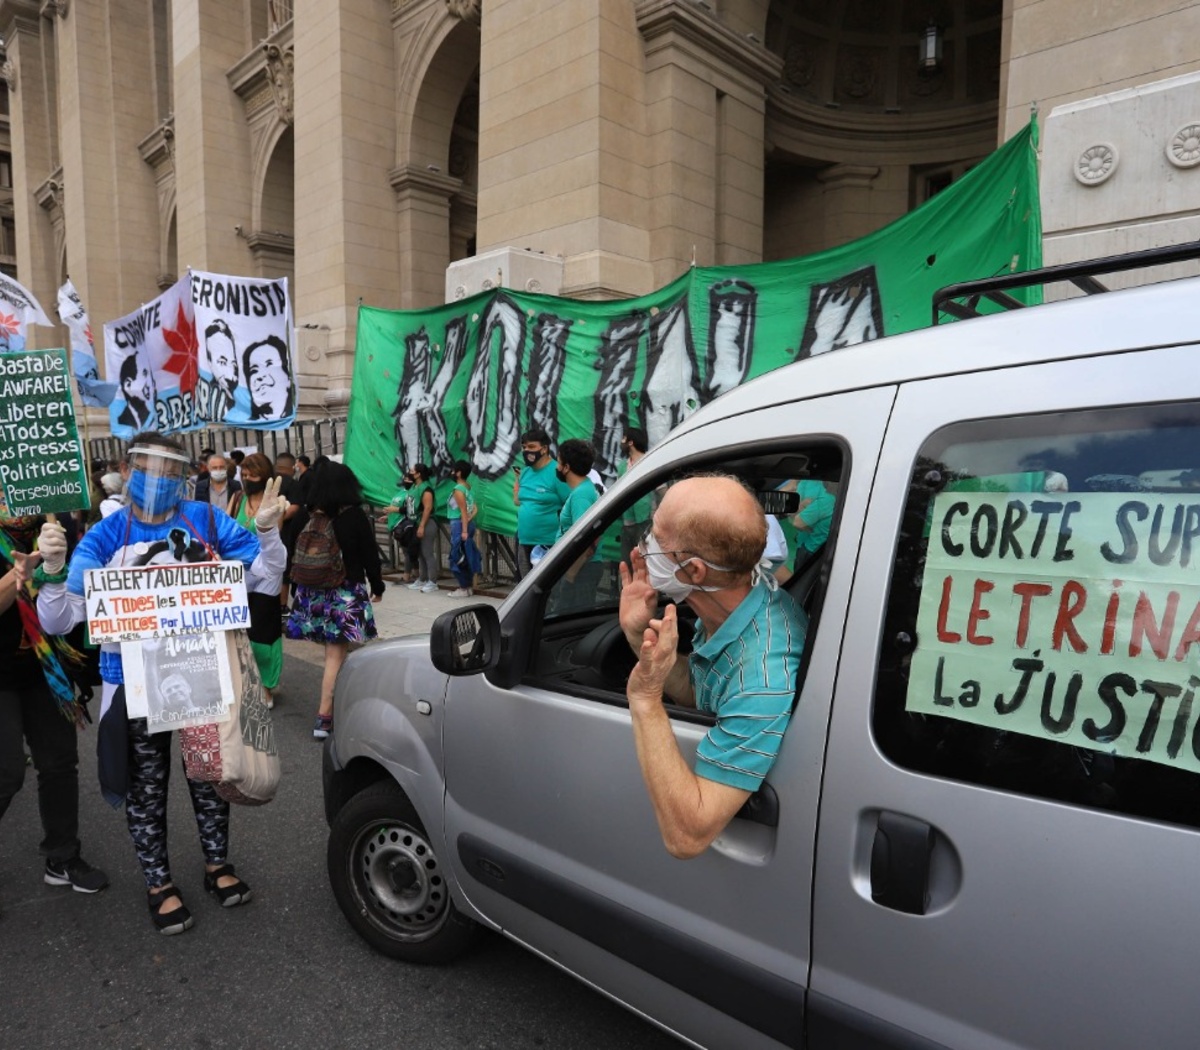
[286,581,378,645]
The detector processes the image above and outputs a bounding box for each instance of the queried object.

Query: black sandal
[147,885,194,936]
[203,863,253,908]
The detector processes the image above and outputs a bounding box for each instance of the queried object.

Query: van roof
[672,272,1200,436]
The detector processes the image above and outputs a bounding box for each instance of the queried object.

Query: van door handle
[870,811,934,915]
[735,782,778,828]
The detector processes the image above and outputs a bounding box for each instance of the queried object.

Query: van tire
[327,780,477,963]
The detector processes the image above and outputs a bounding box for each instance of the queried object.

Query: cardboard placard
[84,561,249,644]
[0,347,91,516]
[907,491,1200,775]
[121,632,234,734]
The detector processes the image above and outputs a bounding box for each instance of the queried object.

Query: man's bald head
[657,475,767,577]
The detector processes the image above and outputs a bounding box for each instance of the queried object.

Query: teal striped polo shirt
[689,579,808,791]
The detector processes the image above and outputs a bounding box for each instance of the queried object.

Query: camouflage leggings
[126,718,229,888]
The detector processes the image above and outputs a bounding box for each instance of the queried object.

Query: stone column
[815,164,881,247]
[1,3,60,347]
[172,0,255,276]
[476,0,653,299]
[292,0,398,413]
[56,0,161,327]
[637,0,780,287]
[389,165,461,309]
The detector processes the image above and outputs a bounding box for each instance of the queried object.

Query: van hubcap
[352,821,447,939]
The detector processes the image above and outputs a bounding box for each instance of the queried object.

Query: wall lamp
[919,20,943,73]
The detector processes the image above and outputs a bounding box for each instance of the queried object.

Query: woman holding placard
[228,452,284,708]
[27,431,289,936]
[1,496,109,899]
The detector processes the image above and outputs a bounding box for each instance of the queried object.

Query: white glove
[254,476,290,532]
[38,521,68,574]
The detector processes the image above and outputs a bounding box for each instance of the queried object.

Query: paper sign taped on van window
[906,490,1200,775]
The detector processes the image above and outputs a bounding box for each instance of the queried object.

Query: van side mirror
[430,605,502,676]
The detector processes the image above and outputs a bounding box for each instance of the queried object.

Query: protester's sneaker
[313,714,333,741]
[406,580,425,591]
[420,581,439,593]
[44,855,109,894]
[449,588,473,598]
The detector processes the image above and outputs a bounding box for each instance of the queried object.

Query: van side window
[528,445,845,710]
[874,402,1200,831]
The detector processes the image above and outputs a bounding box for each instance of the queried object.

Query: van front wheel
[327,781,477,963]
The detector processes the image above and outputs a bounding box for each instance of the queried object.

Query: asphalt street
[0,587,680,1050]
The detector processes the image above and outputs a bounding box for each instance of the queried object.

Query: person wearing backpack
[285,462,385,740]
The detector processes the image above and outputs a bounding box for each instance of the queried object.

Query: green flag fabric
[346,121,1042,536]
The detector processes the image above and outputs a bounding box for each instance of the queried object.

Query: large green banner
[346,123,1042,534]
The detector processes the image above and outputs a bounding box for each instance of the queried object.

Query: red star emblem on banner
[161,302,199,394]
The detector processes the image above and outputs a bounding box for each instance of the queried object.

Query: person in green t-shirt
[551,439,602,613]
[618,425,654,561]
[792,479,836,562]
[512,426,570,579]
[405,464,439,594]
[447,460,481,597]
[382,469,416,582]
[773,478,837,583]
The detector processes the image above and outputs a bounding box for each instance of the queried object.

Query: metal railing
[87,416,348,468]
[932,240,1200,324]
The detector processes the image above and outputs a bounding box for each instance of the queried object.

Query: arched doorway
[253,125,295,284]
[394,12,480,307]
[448,72,479,264]
[761,0,1002,260]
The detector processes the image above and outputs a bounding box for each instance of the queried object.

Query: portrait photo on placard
[138,632,233,734]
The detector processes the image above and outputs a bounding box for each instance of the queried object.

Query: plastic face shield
[127,445,190,517]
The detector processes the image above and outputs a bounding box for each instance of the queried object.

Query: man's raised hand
[619,547,659,648]
[627,604,680,705]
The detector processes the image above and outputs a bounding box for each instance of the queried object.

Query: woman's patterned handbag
[179,630,280,805]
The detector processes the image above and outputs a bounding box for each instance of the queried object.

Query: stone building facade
[1,0,1198,429]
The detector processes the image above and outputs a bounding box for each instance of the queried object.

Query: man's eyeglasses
[637,530,692,565]
[638,530,735,574]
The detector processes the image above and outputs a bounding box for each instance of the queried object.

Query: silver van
[323,247,1200,1049]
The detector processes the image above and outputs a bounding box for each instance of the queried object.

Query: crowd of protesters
[2,421,658,934]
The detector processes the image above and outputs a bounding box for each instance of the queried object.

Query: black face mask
[402,475,415,487]
[621,442,633,457]
[555,466,568,483]
[243,479,267,496]
[523,450,542,466]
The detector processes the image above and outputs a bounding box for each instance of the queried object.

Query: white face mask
[641,532,731,602]
[210,469,227,482]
